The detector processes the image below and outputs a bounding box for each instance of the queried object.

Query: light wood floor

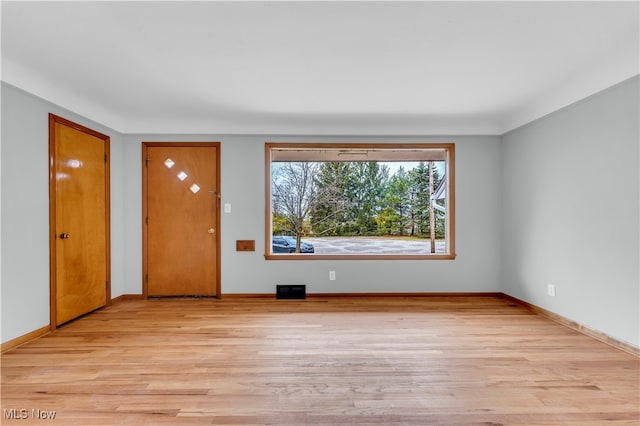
[2,296,638,425]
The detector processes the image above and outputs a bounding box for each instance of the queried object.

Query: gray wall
[501,76,639,347]
[122,134,502,296]
[1,83,502,343]
[1,83,126,342]
[2,77,637,350]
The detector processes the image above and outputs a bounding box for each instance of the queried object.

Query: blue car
[272,236,314,253]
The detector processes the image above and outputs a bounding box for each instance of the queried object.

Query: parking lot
[304,237,446,254]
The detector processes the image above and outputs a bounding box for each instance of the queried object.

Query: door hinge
[104,154,108,162]
[145,274,149,283]
[145,157,151,167]
[145,216,148,225]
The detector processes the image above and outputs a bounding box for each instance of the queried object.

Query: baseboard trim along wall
[308,292,503,298]
[1,325,50,353]
[223,292,503,298]
[110,294,145,304]
[3,293,638,357]
[501,294,640,358]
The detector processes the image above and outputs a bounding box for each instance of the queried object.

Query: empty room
[1,1,639,425]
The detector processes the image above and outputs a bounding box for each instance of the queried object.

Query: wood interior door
[144,143,220,297]
[49,114,110,327]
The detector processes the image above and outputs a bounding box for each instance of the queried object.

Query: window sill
[264,253,456,260]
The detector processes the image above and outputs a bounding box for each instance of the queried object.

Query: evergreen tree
[347,162,389,235]
[310,162,352,235]
[382,166,411,235]
[408,162,442,236]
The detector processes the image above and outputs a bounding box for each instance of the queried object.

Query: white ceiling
[2,1,638,135]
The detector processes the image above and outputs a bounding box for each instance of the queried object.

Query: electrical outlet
[224,203,231,213]
[547,283,556,297]
[329,271,336,281]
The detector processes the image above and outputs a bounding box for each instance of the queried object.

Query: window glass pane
[266,144,454,259]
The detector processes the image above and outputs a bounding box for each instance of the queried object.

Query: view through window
[265,143,455,259]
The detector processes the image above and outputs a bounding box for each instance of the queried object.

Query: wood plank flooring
[2,296,638,425]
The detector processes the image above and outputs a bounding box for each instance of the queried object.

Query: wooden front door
[143,143,220,297]
[49,114,110,327]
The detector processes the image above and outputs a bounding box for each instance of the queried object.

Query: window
[265,143,455,260]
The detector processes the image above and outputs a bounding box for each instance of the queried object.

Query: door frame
[141,142,222,298]
[48,113,111,331]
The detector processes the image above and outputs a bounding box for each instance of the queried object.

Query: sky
[273,161,445,178]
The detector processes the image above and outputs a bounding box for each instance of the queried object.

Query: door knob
[207,228,215,234]
[59,233,70,239]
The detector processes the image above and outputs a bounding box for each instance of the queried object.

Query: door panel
[145,144,219,296]
[50,115,110,326]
